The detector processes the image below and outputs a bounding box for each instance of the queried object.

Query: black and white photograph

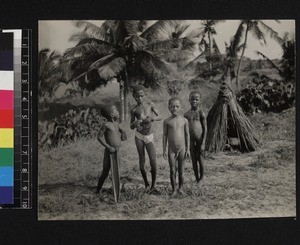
[38,20,295,220]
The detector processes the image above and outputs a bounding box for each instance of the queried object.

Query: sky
[39,20,295,60]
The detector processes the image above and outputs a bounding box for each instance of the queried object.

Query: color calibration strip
[0,32,14,204]
[0,30,31,208]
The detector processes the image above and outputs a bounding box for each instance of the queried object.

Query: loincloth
[135,131,154,144]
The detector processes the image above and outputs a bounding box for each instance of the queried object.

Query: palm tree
[216,22,246,85]
[61,20,194,121]
[38,49,62,98]
[195,20,224,82]
[183,20,223,83]
[235,20,282,90]
[256,32,295,82]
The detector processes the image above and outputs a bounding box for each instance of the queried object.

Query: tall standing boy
[163,97,190,196]
[130,85,161,192]
[184,91,207,183]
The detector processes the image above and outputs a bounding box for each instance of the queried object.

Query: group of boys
[96,85,207,197]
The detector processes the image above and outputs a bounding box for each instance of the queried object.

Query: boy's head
[168,97,182,115]
[189,91,201,108]
[101,104,119,120]
[133,85,146,104]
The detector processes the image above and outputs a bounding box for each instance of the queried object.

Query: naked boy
[184,91,207,183]
[163,97,190,196]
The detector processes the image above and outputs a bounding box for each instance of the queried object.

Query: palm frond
[62,42,116,61]
[181,37,196,50]
[141,20,181,42]
[48,50,61,60]
[75,20,116,43]
[69,33,113,47]
[256,51,284,75]
[174,24,190,38]
[73,54,118,81]
[97,57,126,80]
[39,49,61,81]
[112,21,128,45]
[183,49,210,68]
[187,27,206,39]
[258,20,284,44]
[146,37,195,52]
[74,21,104,40]
[89,53,118,70]
[136,50,169,77]
[124,35,148,52]
[213,38,220,54]
[124,20,146,35]
[38,49,50,77]
[236,43,246,52]
[209,20,226,25]
[250,23,266,44]
[230,22,245,57]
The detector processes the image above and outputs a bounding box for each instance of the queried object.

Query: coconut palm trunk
[236,23,250,91]
[123,76,129,122]
[118,77,125,122]
[208,30,213,82]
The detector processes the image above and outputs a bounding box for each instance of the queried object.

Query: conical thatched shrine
[206,82,260,152]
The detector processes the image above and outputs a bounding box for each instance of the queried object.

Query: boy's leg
[197,142,204,182]
[198,154,204,181]
[190,142,199,182]
[168,151,176,194]
[145,142,157,189]
[135,137,149,188]
[96,149,110,193]
[177,149,185,190]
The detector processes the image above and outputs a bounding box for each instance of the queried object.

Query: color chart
[0,29,31,208]
[0,32,14,205]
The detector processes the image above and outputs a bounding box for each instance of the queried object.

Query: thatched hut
[206,82,260,152]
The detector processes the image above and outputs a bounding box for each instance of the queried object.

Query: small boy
[184,91,207,183]
[163,97,190,196]
[96,104,127,194]
[130,85,161,192]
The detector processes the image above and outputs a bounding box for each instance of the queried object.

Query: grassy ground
[38,87,296,220]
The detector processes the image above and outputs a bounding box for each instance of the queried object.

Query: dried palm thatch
[206,82,260,152]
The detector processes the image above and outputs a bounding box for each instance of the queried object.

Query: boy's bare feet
[197,176,204,184]
[144,185,151,193]
[170,190,177,198]
[178,188,185,196]
[148,187,160,195]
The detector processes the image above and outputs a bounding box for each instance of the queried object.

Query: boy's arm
[200,110,207,152]
[163,120,168,160]
[130,108,141,130]
[184,118,190,158]
[97,121,115,153]
[149,102,162,122]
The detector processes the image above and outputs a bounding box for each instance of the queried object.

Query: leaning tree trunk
[236,24,249,91]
